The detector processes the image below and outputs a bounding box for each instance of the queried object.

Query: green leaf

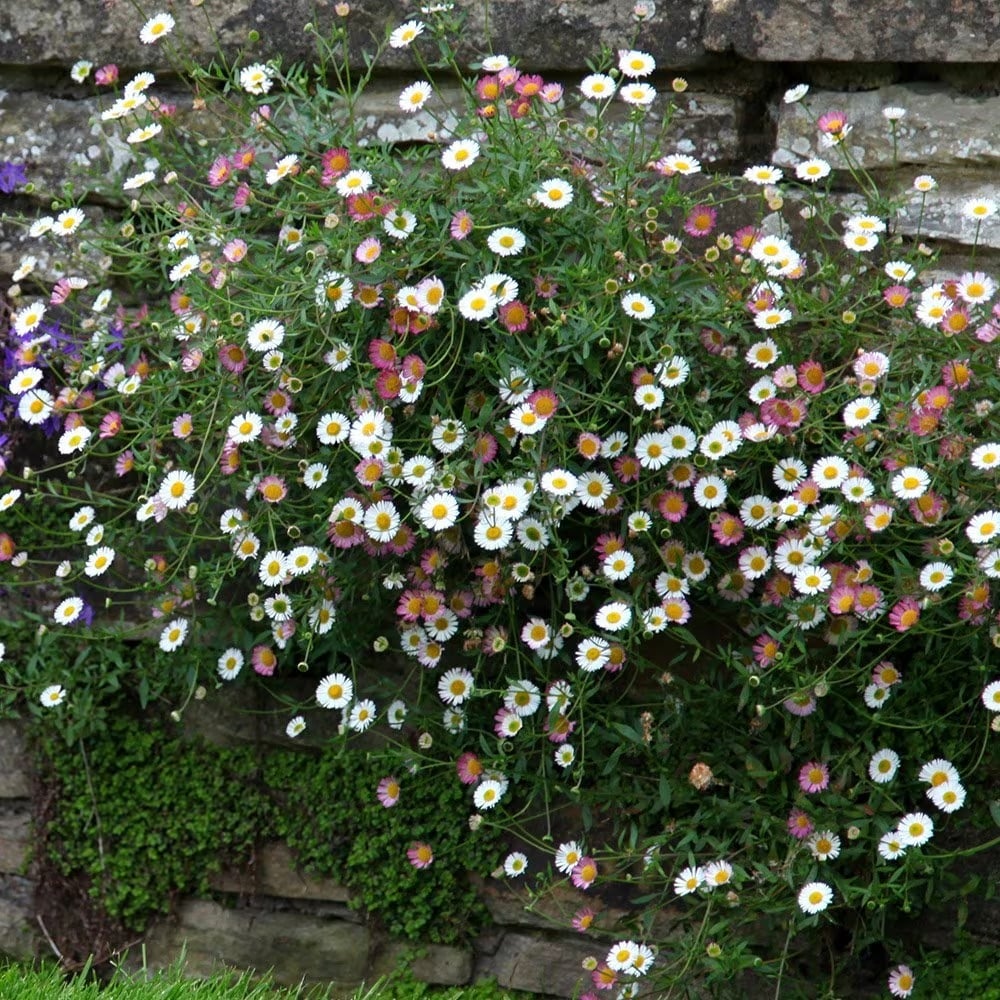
[990,799,1000,828]
[658,773,672,811]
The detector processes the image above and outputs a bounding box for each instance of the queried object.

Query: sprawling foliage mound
[2,4,999,996]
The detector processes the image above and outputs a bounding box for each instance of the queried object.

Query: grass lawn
[0,965,529,1000]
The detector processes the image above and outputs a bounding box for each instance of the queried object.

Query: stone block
[478,930,601,998]
[0,202,111,289]
[371,940,472,986]
[0,723,32,799]
[0,91,136,201]
[478,878,631,933]
[891,169,1000,250]
[0,875,39,961]
[0,807,31,875]
[0,1,713,72]
[774,84,1000,173]
[208,842,351,903]
[142,898,369,986]
[704,0,1000,63]
[350,84,742,167]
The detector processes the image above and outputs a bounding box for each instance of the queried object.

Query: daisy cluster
[2,8,999,993]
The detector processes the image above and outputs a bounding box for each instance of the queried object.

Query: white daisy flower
[240,63,275,95]
[487,226,526,257]
[621,292,655,319]
[868,748,900,784]
[398,80,432,112]
[533,178,573,210]
[139,12,175,44]
[441,139,480,171]
[579,73,616,100]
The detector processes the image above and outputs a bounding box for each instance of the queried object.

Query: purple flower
[798,761,830,794]
[0,162,27,195]
[787,808,814,840]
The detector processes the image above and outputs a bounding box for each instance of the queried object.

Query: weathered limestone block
[0,91,138,201]
[0,0,712,72]
[704,0,1000,63]
[0,875,38,960]
[0,205,110,286]
[208,842,351,903]
[479,878,632,932]
[887,169,1000,250]
[473,0,712,70]
[142,898,369,985]
[0,806,31,875]
[0,723,32,799]
[605,92,743,166]
[353,84,742,166]
[478,930,613,998]
[0,81,740,207]
[774,84,1000,173]
[371,940,473,986]
[181,676,397,748]
[910,832,1000,950]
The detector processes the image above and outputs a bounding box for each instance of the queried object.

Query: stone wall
[0,695,997,997]
[0,712,600,997]
[7,1,1000,271]
[2,0,1000,993]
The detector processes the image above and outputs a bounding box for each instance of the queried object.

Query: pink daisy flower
[355,236,382,263]
[873,660,902,688]
[888,597,921,632]
[207,155,232,187]
[258,475,288,504]
[657,491,688,523]
[534,275,559,298]
[376,775,400,808]
[941,358,973,389]
[590,962,618,991]
[321,146,350,182]
[171,413,193,439]
[219,342,248,374]
[232,182,252,208]
[817,109,848,135]
[787,808,814,840]
[798,761,829,794]
[683,204,717,238]
[224,239,248,263]
[783,693,817,717]
[450,210,473,240]
[572,907,596,932]
[711,512,745,547]
[472,433,498,463]
[753,634,780,667]
[456,752,484,785]
[499,299,531,332]
[250,645,277,677]
[407,841,434,869]
[99,412,122,439]
[883,284,911,308]
[888,964,915,998]
[576,432,602,461]
[797,360,826,394]
[571,856,599,890]
[95,63,119,85]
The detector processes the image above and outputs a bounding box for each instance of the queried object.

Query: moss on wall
[37,709,500,945]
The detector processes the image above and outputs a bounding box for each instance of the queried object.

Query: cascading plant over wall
[2,2,999,997]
